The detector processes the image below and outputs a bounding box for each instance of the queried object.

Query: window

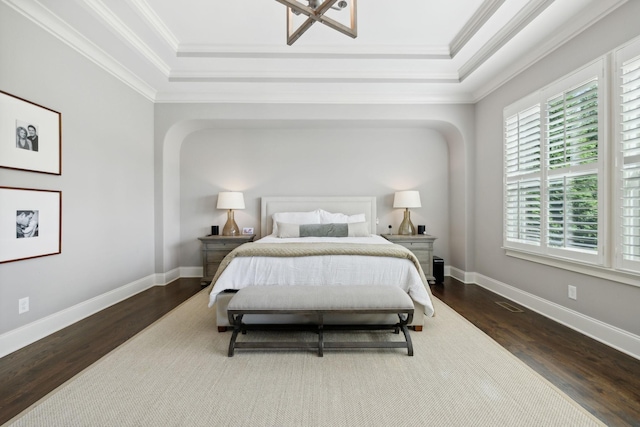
[504,36,640,282]
[504,61,604,266]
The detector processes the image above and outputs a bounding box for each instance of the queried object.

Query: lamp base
[398,209,416,235]
[222,210,240,236]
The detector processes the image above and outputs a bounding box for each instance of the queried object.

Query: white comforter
[208,235,434,316]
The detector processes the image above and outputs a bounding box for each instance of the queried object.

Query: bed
[208,196,435,331]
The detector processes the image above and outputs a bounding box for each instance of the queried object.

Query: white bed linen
[208,235,434,317]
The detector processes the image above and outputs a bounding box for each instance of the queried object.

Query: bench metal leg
[400,323,414,356]
[227,314,244,357]
[318,313,324,357]
[398,313,413,356]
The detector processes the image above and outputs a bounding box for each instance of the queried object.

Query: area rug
[7,290,603,426]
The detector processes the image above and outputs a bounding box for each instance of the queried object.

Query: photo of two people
[16,210,39,238]
[16,120,39,152]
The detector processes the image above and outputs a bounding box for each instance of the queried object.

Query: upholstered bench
[226,285,415,357]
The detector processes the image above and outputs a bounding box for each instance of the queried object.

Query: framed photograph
[0,90,62,175]
[242,227,254,235]
[0,187,62,264]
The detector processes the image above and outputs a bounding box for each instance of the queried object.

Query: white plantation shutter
[617,42,640,273]
[547,80,599,171]
[547,174,598,251]
[505,179,541,244]
[505,106,541,174]
[545,78,600,255]
[504,61,603,265]
[504,106,541,247]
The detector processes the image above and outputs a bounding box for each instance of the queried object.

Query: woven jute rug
[7,290,603,426]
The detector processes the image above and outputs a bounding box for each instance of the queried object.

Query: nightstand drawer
[206,251,229,263]
[203,242,244,251]
[382,234,437,282]
[399,241,432,250]
[198,234,256,286]
[407,248,430,262]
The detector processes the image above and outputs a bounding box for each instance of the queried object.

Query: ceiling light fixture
[275,0,357,46]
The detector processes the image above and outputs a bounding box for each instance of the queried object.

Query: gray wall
[474,0,640,335]
[154,104,475,276]
[179,126,450,266]
[0,4,155,335]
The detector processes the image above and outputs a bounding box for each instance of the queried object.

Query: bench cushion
[227,285,414,312]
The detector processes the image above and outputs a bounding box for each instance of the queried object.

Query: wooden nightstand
[382,234,437,283]
[198,234,255,286]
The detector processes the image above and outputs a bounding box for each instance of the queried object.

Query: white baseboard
[160,267,181,285]
[448,266,475,284]
[0,272,167,359]
[473,272,640,361]
[180,266,203,278]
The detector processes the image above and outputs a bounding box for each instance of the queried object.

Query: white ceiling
[4,0,627,103]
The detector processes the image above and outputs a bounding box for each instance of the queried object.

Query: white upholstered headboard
[260,196,377,238]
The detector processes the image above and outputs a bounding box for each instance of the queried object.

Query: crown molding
[459,0,555,81]
[168,71,460,84]
[154,89,475,105]
[2,0,157,101]
[176,44,451,60]
[129,0,179,51]
[470,0,628,102]
[80,0,171,76]
[449,0,506,58]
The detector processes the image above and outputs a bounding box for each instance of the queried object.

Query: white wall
[179,126,450,266]
[474,0,640,336]
[0,4,155,346]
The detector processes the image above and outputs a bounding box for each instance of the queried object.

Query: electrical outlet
[568,285,577,300]
[19,297,29,314]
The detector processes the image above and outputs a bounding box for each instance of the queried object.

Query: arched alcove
[154,105,474,278]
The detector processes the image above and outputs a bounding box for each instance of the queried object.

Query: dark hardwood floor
[1,277,639,426]
[431,278,640,427]
[0,278,203,426]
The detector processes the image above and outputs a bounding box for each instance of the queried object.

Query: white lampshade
[393,191,421,209]
[217,192,245,210]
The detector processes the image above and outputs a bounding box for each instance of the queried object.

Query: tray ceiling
[3,0,626,103]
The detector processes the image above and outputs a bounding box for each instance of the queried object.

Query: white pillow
[276,221,303,238]
[347,221,370,237]
[319,209,366,224]
[272,210,321,234]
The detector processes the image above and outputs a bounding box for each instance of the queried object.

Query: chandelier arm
[288,18,316,45]
[318,14,357,38]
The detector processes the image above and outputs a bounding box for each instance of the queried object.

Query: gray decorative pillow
[300,223,348,237]
[276,221,370,238]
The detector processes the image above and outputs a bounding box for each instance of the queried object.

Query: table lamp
[393,190,421,235]
[217,192,245,236]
